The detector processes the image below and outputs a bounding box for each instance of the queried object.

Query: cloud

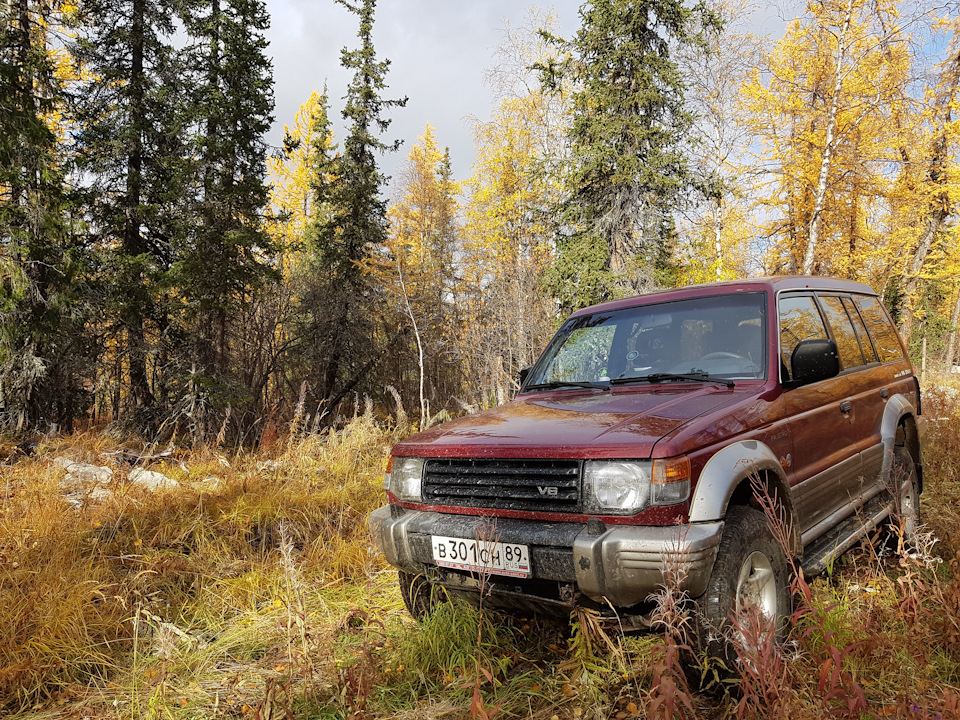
[264,0,581,191]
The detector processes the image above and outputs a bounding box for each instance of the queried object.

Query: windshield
[526,293,767,388]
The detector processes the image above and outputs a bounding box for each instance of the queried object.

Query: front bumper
[369,505,723,609]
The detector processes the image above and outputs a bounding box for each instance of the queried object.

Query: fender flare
[879,393,921,490]
[689,439,800,554]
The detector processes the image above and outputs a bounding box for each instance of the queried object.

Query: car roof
[571,276,878,317]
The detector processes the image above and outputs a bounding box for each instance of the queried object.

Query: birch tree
[743,0,911,280]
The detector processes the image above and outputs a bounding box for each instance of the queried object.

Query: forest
[3,0,960,718]
[2,0,958,438]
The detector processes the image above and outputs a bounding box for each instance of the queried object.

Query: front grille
[423,458,581,513]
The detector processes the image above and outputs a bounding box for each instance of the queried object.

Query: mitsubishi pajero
[369,277,922,650]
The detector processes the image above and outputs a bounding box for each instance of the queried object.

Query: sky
[263,1,583,194]
[259,0,955,200]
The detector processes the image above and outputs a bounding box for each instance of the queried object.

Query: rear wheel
[889,446,921,548]
[695,506,791,668]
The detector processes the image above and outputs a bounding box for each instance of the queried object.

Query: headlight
[583,457,690,514]
[385,456,424,502]
[584,461,651,514]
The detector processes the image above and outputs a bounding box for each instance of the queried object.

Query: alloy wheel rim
[736,550,777,619]
[900,479,919,539]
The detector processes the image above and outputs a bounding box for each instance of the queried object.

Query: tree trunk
[922,334,927,386]
[12,0,31,210]
[713,195,723,280]
[196,0,222,376]
[802,0,854,275]
[124,0,155,411]
[900,205,949,339]
[397,257,427,426]
[946,285,960,368]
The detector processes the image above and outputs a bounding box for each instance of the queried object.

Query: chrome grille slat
[428,465,579,477]
[427,476,578,489]
[423,459,582,513]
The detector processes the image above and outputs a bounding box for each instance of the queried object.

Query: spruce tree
[0,0,93,430]
[176,0,277,404]
[302,0,406,412]
[541,0,719,309]
[70,0,187,424]
[306,87,339,227]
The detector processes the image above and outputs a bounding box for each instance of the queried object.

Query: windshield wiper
[609,372,735,388]
[524,381,610,392]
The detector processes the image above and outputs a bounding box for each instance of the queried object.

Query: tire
[398,571,447,620]
[694,505,792,668]
[889,446,921,548]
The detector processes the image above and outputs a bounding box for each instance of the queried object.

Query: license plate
[431,536,530,578]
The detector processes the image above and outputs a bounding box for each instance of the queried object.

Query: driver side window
[542,325,615,382]
[779,295,828,381]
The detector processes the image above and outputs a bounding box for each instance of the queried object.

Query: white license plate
[431,536,530,578]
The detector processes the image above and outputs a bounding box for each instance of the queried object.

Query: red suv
[370,277,922,644]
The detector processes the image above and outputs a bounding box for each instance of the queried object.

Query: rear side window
[855,296,904,363]
[818,295,865,370]
[779,294,828,379]
[841,296,878,364]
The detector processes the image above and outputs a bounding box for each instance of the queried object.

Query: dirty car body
[370,277,922,627]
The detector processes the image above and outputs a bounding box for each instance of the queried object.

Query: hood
[395,384,753,459]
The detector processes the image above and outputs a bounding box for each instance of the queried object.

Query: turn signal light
[652,456,691,485]
[651,456,691,506]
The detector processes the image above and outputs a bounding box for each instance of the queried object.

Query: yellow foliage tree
[676,0,763,284]
[742,0,911,281]
[266,88,337,272]
[456,8,569,407]
[367,124,458,422]
[889,15,960,338]
[459,94,563,405]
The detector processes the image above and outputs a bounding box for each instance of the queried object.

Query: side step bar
[801,492,893,577]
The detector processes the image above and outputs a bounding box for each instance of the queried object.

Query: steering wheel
[699,351,749,362]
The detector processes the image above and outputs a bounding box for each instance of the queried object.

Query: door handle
[840,400,852,413]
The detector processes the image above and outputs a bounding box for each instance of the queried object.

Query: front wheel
[398,570,448,620]
[695,505,792,667]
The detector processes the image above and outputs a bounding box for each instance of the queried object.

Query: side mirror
[517,366,532,388]
[787,339,839,387]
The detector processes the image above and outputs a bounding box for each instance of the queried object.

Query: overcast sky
[261,1,814,195]
[263,1,583,193]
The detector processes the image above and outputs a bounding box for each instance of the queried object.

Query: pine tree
[175,0,277,406]
[70,0,188,424]
[301,0,406,414]
[0,0,93,430]
[540,0,719,309]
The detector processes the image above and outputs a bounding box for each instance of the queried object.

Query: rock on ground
[54,458,114,487]
[128,467,179,490]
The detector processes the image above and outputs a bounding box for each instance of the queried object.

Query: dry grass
[0,408,394,716]
[2,380,960,718]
